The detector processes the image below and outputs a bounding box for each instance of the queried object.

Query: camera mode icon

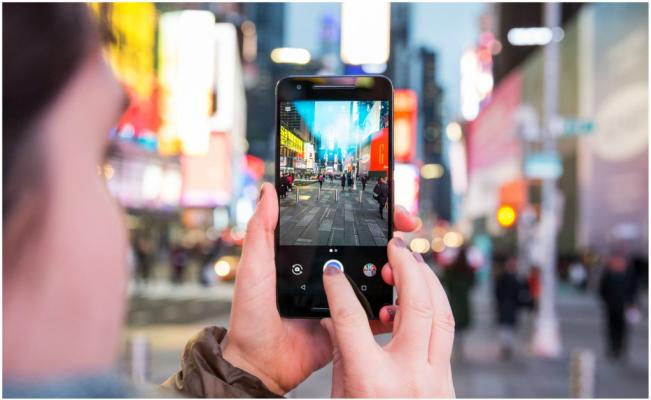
[291,264,304,276]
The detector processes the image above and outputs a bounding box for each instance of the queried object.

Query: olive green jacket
[162,327,281,398]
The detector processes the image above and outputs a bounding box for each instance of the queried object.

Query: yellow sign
[280,126,304,155]
[92,3,157,99]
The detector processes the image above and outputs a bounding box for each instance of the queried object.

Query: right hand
[221,185,421,395]
[321,237,456,398]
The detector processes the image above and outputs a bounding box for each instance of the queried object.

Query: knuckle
[332,305,366,327]
[436,310,456,334]
[404,298,434,319]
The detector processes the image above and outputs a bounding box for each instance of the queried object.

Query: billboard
[577,4,648,254]
[394,89,418,162]
[370,127,389,173]
[464,71,523,219]
[158,11,216,156]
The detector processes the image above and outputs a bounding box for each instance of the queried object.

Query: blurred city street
[125,281,648,397]
[79,2,647,397]
[3,1,649,398]
[279,183,388,246]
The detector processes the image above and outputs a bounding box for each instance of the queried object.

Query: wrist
[220,333,286,395]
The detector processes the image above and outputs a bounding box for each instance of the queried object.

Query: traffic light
[497,204,517,228]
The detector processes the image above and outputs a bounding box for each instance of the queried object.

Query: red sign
[394,89,418,162]
[498,178,528,209]
[370,127,389,172]
[467,72,522,175]
[117,84,161,136]
[245,154,265,180]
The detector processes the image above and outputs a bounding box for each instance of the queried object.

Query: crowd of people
[439,247,646,362]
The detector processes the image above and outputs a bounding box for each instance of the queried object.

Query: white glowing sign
[340,2,390,65]
[394,163,419,215]
[158,11,215,156]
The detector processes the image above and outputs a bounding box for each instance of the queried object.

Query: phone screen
[275,77,394,319]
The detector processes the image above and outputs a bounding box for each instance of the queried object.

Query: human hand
[321,237,456,398]
[221,183,421,394]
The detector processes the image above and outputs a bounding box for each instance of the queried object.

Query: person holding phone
[4,4,455,398]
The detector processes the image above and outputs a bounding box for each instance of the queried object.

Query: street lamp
[271,47,311,65]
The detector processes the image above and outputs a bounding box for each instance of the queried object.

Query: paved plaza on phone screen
[279,181,388,246]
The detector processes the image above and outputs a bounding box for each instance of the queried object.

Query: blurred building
[464,3,648,268]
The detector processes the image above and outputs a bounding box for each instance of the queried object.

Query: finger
[381,263,395,286]
[393,205,422,233]
[387,238,433,357]
[322,266,376,362]
[233,183,278,316]
[379,305,398,327]
[409,252,455,364]
[320,319,344,398]
[369,319,392,334]
[238,182,278,282]
[419,263,455,365]
[368,305,398,334]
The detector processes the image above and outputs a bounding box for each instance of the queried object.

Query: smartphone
[275,75,394,319]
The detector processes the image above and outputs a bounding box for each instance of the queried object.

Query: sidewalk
[447,284,648,398]
[292,283,648,398]
[123,278,648,397]
[279,183,388,246]
[126,280,233,326]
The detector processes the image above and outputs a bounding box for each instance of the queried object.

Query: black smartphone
[275,75,394,319]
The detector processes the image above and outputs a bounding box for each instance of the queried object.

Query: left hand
[221,182,421,394]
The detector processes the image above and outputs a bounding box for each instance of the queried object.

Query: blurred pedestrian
[527,265,542,311]
[599,252,635,359]
[373,177,389,220]
[494,255,525,359]
[347,171,353,191]
[569,257,588,291]
[340,173,346,190]
[134,232,153,287]
[442,247,475,360]
[170,243,189,284]
[318,173,324,189]
[361,174,368,191]
[287,173,294,191]
[279,174,288,199]
[199,236,224,286]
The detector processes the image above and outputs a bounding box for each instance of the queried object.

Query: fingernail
[412,252,424,263]
[324,265,341,275]
[387,307,396,321]
[392,237,406,249]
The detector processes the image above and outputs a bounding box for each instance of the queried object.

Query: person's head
[4,4,129,378]
[607,253,628,273]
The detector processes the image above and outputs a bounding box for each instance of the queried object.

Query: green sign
[552,117,595,137]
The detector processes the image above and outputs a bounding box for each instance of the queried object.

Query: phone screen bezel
[274,75,395,319]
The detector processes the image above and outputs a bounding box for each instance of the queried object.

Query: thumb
[238,183,278,278]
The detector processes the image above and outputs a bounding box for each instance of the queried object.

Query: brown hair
[3,4,102,266]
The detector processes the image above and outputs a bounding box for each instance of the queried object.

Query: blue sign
[525,152,563,179]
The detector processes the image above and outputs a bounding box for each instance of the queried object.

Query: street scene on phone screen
[279,100,390,246]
